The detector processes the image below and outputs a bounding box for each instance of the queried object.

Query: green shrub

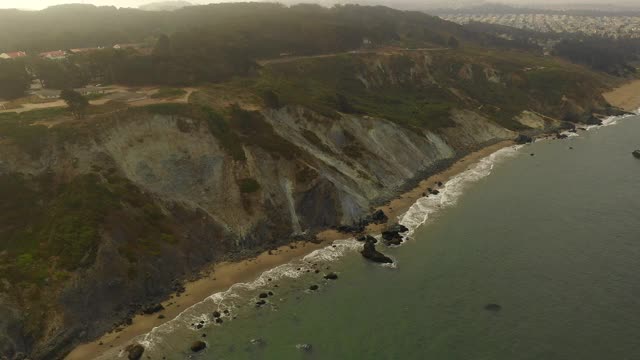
[151,88,187,99]
[238,178,261,193]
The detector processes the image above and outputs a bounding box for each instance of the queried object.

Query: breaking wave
[400,145,523,238]
[123,239,362,354]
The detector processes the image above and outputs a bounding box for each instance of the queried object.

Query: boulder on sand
[361,240,393,264]
[190,340,207,352]
[126,344,145,360]
[369,209,388,224]
[142,303,164,315]
[633,150,640,159]
[515,134,533,144]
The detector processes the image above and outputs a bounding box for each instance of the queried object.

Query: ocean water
[116,114,640,360]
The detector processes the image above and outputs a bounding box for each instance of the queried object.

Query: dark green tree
[261,89,280,109]
[336,93,355,113]
[152,34,171,58]
[60,89,89,119]
[0,60,30,100]
[447,36,460,49]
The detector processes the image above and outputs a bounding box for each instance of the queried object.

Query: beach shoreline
[65,140,515,360]
[603,79,640,112]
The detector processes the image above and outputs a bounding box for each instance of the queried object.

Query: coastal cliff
[0,50,619,359]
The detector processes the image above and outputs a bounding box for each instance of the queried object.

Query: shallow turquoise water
[135,116,640,359]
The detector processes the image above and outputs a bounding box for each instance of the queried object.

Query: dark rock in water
[250,338,266,346]
[357,235,377,243]
[387,224,409,233]
[555,133,569,140]
[361,241,393,264]
[382,224,409,246]
[369,209,388,224]
[309,285,319,291]
[157,314,165,319]
[190,340,207,352]
[127,344,145,360]
[578,127,586,131]
[324,272,338,280]
[215,318,223,324]
[633,150,640,159]
[430,189,440,195]
[268,291,274,296]
[223,309,229,314]
[515,134,533,144]
[569,128,577,133]
[585,115,603,126]
[484,303,502,312]
[142,303,164,315]
[259,292,268,299]
[604,106,629,117]
[196,324,203,329]
[530,153,535,156]
[296,343,313,352]
[212,311,221,318]
[437,181,443,187]
[255,299,267,306]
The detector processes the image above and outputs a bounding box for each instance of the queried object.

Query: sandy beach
[603,79,640,112]
[65,140,514,360]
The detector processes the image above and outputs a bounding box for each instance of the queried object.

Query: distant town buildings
[441,13,640,39]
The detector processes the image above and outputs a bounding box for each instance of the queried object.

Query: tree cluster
[0,60,30,100]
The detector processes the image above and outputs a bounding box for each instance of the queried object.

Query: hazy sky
[0,0,637,10]
[0,0,198,9]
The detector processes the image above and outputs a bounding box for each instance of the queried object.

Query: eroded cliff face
[0,102,517,358]
[0,49,616,359]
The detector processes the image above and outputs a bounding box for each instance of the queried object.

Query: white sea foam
[399,145,523,239]
[129,237,362,352]
[120,112,640,355]
[586,112,637,131]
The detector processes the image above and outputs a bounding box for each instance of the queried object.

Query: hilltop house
[39,50,67,60]
[0,51,27,60]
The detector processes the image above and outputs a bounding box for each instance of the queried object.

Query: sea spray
[129,238,363,352]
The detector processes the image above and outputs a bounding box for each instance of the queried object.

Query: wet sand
[65,140,514,360]
[603,79,640,112]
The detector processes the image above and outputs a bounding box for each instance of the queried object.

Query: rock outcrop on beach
[361,240,393,264]
[515,134,534,144]
[126,344,145,360]
[382,224,409,246]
